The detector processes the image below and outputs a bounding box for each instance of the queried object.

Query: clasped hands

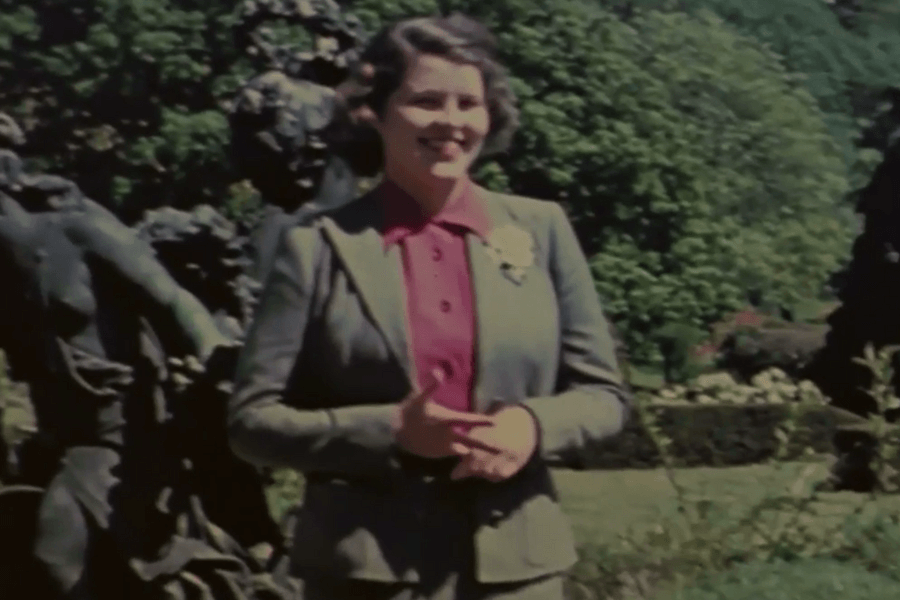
[391,368,539,482]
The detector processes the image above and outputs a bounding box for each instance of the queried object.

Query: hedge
[580,403,865,469]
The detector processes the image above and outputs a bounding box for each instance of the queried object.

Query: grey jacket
[228,188,630,584]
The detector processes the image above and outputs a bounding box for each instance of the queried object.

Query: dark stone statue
[134,204,261,339]
[0,111,26,147]
[0,112,24,483]
[233,0,363,87]
[229,0,362,283]
[0,0,367,595]
[0,144,288,599]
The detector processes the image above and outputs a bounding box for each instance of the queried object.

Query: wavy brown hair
[331,13,520,177]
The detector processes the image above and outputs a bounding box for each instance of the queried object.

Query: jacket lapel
[318,188,531,406]
[467,192,517,413]
[319,194,414,381]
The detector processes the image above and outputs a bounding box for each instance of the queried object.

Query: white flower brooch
[484,223,535,285]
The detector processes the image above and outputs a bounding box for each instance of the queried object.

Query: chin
[427,161,471,180]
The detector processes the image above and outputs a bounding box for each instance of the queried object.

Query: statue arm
[66,212,229,361]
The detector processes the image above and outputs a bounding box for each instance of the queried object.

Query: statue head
[135,204,260,333]
[228,70,356,212]
[229,0,363,213]
[235,0,363,87]
[0,147,86,216]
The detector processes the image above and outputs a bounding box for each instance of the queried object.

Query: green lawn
[7,378,899,556]
[554,462,900,546]
[265,461,900,546]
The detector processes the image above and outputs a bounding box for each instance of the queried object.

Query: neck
[384,173,470,217]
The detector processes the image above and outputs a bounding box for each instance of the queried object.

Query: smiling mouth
[420,138,465,158]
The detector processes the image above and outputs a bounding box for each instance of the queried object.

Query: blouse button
[432,247,443,261]
[439,300,451,313]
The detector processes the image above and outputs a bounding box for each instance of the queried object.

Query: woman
[229,13,630,600]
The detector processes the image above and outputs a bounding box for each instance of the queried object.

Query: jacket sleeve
[227,225,401,479]
[519,203,631,465]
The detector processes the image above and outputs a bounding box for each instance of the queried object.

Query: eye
[459,96,484,110]
[410,95,442,108]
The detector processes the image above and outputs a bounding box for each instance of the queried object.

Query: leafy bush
[581,368,844,470]
[0,0,855,365]
[581,402,837,470]
[0,0,250,221]
[652,323,711,384]
[825,345,900,493]
[716,324,829,382]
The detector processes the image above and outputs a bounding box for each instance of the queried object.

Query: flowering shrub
[649,368,827,406]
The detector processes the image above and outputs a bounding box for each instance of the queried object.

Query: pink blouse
[379,179,491,413]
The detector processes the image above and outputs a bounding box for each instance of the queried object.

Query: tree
[807,123,900,416]
[347,0,854,362]
[592,0,900,191]
[2,0,857,365]
[454,1,853,362]
[0,0,251,222]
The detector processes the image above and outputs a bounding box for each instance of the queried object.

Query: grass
[262,461,900,545]
[554,462,900,544]
[9,343,900,599]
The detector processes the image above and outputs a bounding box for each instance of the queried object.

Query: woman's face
[375,53,489,191]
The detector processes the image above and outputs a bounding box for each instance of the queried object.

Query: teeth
[422,139,462,148]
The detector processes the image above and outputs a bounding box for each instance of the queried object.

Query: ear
[357,104,380,128]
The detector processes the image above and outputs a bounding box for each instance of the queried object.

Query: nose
[437,100,465,127]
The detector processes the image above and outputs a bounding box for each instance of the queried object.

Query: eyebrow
[405,88,481,99]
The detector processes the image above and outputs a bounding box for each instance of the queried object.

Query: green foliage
[583,400,835,470]
[599,0,900,188]
[560,344,900,599]
[837,344,900,494]
[716,323,829,381]
[1,0,858,363]
[346,0,440,33]
[653,323,709,384]
[0,0,254,220]
[659,558,900,600]
[347,1,855,364]
[490,1,853,362]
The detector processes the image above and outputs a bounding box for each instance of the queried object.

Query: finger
[450,459,472,480]
[406,368,447,404]
[452,429,505,455]
[449,441,473,456]
[450,454,485,480]
[185,356,204,373]
[484,456,518,483]
[425,403,495,427]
